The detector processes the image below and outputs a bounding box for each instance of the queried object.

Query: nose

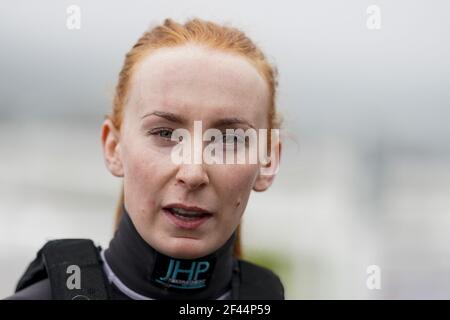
[175,163,209,191]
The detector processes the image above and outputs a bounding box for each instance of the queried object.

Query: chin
[162,237,213,259]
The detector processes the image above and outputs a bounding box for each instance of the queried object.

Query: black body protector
[14,206,284,300]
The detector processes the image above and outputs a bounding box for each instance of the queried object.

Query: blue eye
[148,128,174,140]
[222,134,245,145]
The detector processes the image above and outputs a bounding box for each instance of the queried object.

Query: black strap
[40,239,109,300]
[15,248,47,293]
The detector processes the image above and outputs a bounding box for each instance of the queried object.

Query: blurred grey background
[1,0,449,299]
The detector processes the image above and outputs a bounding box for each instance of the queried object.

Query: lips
[163,203,213,230]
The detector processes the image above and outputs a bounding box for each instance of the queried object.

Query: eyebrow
[141,110,255,129]
[141,111,185,124]
[213,117,255,130]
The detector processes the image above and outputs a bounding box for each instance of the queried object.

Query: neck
[103,204,235,300]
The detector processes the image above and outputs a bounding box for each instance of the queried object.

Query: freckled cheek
[123,145,171,187]
[124,143,171,170]
[214,164,259,211]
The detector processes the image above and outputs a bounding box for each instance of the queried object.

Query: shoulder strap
[15,247,47,293]
[16,239,110,300]
[231,259,285,300]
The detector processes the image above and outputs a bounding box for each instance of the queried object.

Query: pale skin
[101,44,281,259]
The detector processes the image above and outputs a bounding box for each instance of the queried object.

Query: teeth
[170,207,206,217]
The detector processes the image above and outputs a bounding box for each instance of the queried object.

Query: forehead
[126,44,269,126]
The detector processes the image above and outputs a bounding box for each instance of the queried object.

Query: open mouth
[166,207,211,220]
[163,205,213,229]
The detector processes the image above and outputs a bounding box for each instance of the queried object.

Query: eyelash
[147,128,174,140]
[221,134,246,145]
[147,128,247,146]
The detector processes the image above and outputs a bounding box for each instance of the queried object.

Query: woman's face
[102,44,278,259]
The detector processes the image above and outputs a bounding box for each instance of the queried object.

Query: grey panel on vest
[4,278,52,300]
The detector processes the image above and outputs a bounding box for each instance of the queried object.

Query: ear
[101,118,124,177]
[253,141,282,192]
